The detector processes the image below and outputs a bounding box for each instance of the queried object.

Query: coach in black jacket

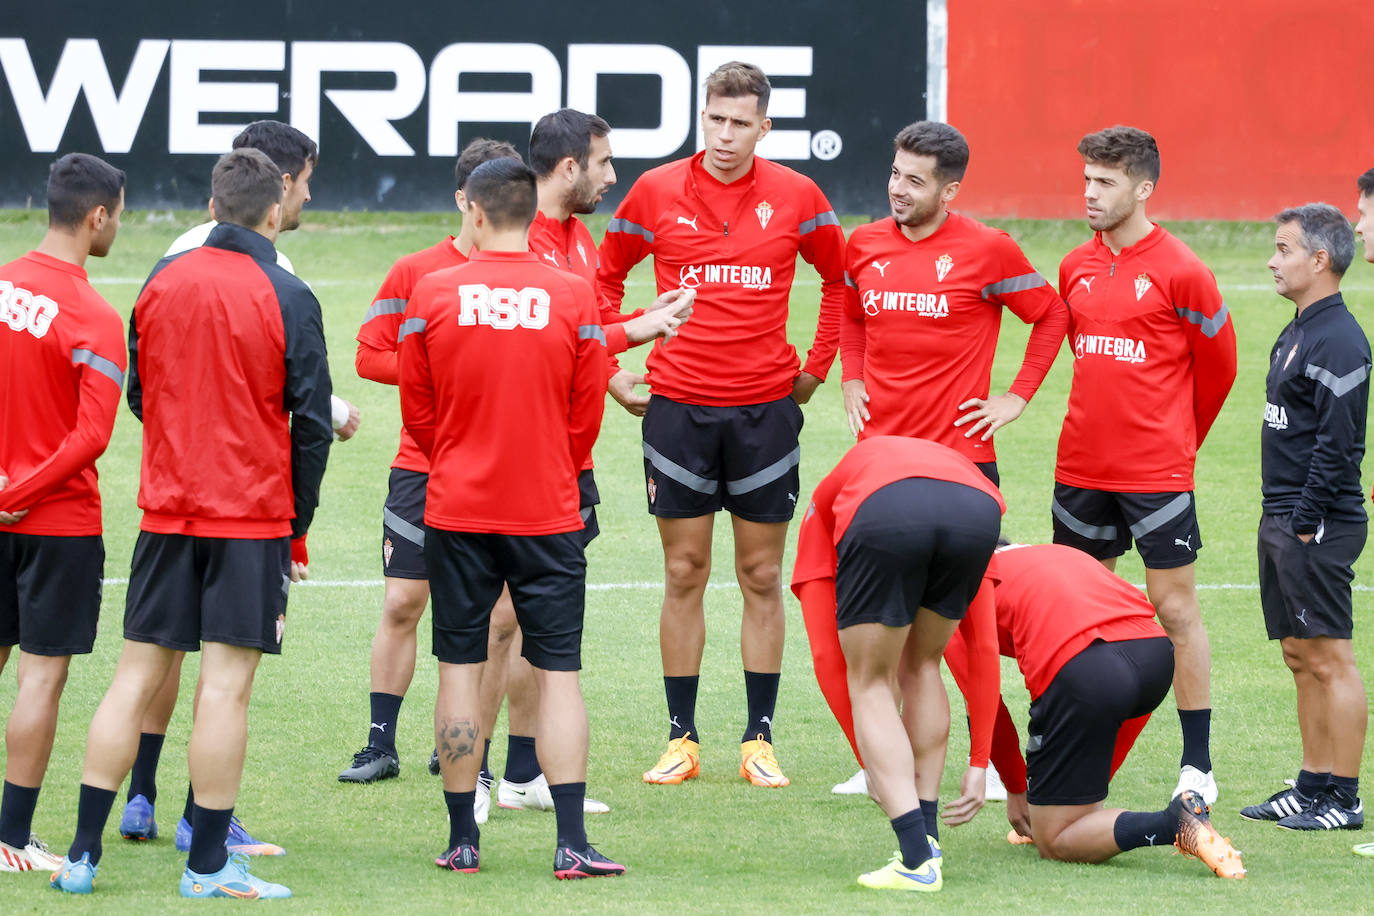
[1248,202,1370,832]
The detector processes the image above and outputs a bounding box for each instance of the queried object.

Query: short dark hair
[703,61,770,114]
[1078,126,1161,184]
[1358,168,1374,198]
[1275,202,1356,277]
[464,158,537,230]
[455,138,523,190]
[893,121,969,183]
[47,153,125,229]
[232,120,318,180]
[528,109,610,178]
[211,148,284,229]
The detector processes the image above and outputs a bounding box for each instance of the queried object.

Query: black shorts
[426,528,586,671]
[383,468,428,580]
[642,395,804,523]
[1025,636,1174,806]
[835,478,1002,629]
[0,532,104,656]
[1051,484,1200,569]
[975,462,999,487]
[578,469,600,547]
[1258,513,1366,640]
[124,533,291,655]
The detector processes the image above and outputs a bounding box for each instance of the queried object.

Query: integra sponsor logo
[861,290,949,318]
[679,264,772,291]
[1264,402,1289,430]
[1074,333,1146,364]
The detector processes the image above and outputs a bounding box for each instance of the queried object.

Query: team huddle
[2,60,1372,899]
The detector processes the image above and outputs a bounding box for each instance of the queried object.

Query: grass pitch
[0,207,1372,913]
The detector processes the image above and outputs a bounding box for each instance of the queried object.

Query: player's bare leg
[898,627,952,803]
[1031,803,1129,863]
[732,516,789,784]
[1283,636,1367,779]
[81,641,179,791]
[341,577,429,782]
[435,660,486,867]
[120,650,184,835]
[5,652,70,787]
[532,669,588,785]
[644,515,713,784]
[841,622,918,819]
[186,643,260,810]
[1145,563,1215,800]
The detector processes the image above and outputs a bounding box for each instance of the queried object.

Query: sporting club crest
[1283,343,1298,369]
[275,614,286,645]
[576,240,588,265]
[1134,272,1152,301]
[935,253,954,282]
[755,200,774,230]
[383,537,394,567]
[647,477,658,504]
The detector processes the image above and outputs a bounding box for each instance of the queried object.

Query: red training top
[398,250,607,534]
[0,251,126,535]
[840,213,1068,461]
[130,224,334,539]
[984,543,1166,700]
[356,237,469,474]
[598,152,846,406]
[1057,225,1237,490]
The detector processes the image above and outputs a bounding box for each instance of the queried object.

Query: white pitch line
[94,578,1374,592]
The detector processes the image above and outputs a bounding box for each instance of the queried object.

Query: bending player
[52,148,333,898]
[1053,127,1236,804]
[0,154,126,874]
[399,158,622,878]
[790,436,1004,892]
[600,61,846,788]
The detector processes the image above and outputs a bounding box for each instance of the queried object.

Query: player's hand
[941,765,987,826]
[624,289,694,344]
[954,392,1027,441]
[1006,791,1033,840]
[791,372,822,404]
[290,561,309,582]
[608,369,650,417]
[1296,532,1314,544]
[335,399,361,441]
[842,379,871,436]
[0,476,27,525]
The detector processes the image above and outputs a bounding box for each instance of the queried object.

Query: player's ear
[1135,179,1154,202]
[208,198,218,222]
[758,116,771,140]
[281,172,292,196]
[561,156,578,183]
[941,179,962,204]
[1312,247,1331,274]
[454,189,465,212]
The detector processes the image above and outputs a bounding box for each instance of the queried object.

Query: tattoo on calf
[439,718,480,764]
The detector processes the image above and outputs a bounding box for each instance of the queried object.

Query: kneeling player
[956,543,1244,878]
[399,159,621,878]
[791,436,1004,892]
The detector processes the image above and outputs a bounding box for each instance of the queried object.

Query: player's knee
[381,592,427,630]
[735,555,782,595]
[664,550,711,590]
[17,660,69,699]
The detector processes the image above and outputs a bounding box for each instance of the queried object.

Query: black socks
[369,692,404,752]
[891,807,932,869]
[504,735,541,783]
[742,671,780,744]
[1177,708,1212,772]
[0,781,39,849]
[128,732,165,803]
[550,782,587,850]
[444,790,478,850]
[664,676,698,741]
[187,805,232,875]
[67,784,117,866]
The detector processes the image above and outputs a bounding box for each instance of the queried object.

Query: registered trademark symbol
[811,130,842,160]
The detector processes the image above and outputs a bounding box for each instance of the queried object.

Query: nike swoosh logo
[895,867,937,884]
[211,882,260,899]
[751,762,776,779]
[658,761,686,775]
[508,788,528,796]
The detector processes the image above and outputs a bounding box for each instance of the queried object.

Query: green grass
[2,207,1373,913]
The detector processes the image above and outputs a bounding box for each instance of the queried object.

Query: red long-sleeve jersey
[598,152,846,406]
[984,543,1166,700]
[528,209,640,360]
[130,224,333,539]
[1057,226,1237,490]
[840,214,1068,461]
[398,250,607,534]
[0,251,126,535]
[356,237,469,474]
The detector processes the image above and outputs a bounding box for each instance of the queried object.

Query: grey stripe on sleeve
[981,272,1047,300]
[844,271,857,289]
[607,218,655,243]
[364,297,407,323]
[643,442,719,494]
[799,210,840,235]
[71,348,124,388]
[1174,302,1230,339]
[397,317,427,343]
[726,446,801,496]
[1305,362,1370,398]
[1051,497,1117,541]
[578,324,607,346]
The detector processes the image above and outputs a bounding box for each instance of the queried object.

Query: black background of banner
[0,1,925,214]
